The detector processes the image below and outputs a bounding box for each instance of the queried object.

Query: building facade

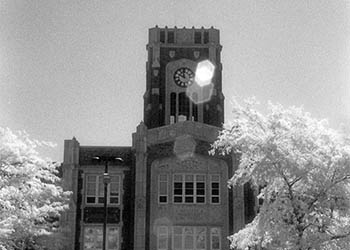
[61,26,254,250]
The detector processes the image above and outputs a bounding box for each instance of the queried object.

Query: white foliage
[0,127,70,249]
[211,98,350,250]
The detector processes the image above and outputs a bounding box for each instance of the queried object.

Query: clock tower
[144,26,224,128]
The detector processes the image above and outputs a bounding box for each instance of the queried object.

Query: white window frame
[157,226,169,250]
[85,174,121,205]
[158,174,168,204]
[83,226,120,250]
[210,175,220,204]
[173,174,206,204]
[172,226,207,250]
[210,228,221,250]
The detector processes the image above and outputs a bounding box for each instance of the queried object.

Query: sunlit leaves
[0,127,70,249]
[211,98,350,250]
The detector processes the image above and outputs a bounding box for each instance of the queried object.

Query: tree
[211,98,350,250]
[0,127,70,250]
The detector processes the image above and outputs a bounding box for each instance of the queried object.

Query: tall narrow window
[179,93,189,121]
[173,227,183,250]
[159,174,168,203]
[192,93,198,121]
[184,227,194,250]
[157,226,168,250]
[194,31,202,44]
[196,175,205,203]
[170,93,177,124]
[174,174,183,203]
[211,175,220,204]
[167,31,174,43]
[196,227,206,250]
[210,228,221,250]
[204,31,209,44]
[86,175,98,204]
[160,30,165,43]
[110,176,120,204]
[185,175,194,203]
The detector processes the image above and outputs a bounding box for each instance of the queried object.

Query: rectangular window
[157,226,168,250]
[167,31,175,43]
[159,174,168,203]
[204,31,209,44]
[85,174,120,205]
[210,175,220,204]
[173,174,205,204]
[174,174,183,203]
[179,93,190,121]
[160,30,165,43]
[84,226,119,250]
[172,227,206,250]
[210,228,221,250]
[170,93,177,124]
[194,31,202,44]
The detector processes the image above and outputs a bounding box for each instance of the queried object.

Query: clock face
[173,67,194,87]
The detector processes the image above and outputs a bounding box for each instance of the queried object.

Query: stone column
[133,123,148,250]
[62,137,80,250]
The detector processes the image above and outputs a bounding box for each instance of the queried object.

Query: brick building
[61,26,255,250]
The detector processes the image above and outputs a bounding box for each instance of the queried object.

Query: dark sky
[1,0,349,161]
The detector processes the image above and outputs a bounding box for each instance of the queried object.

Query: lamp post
[92,156,123,250]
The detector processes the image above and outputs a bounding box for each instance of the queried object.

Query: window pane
[174,175,183,182]
[108,228,119,250]
[196,197,205,203]
[212,236,220,249]
[173,227,182,250]
[204,31,209,44]
[212,183,219,189]
[86,197,95,203]
[167,31,174,43]
[212,197,219,203]
[160,182,167,195]
[196,228,206,250]
[185,175,194,182]
[160,174,167,182]
[185,197,194,203]
[196,175,205,182]
[174,235,182,249]
[185,183,194,195]
[211,228,221,250]
[110,183,119,196]
[159,196,167,203]
[174,196,182,203]
[110,176,119,183]
[160,31,165,43]
[98,177,104,196]
[87,176,96,182]
[194,31,202,44]
[110,197,119,204]
[87,183,96,196]
[211,175,219,182]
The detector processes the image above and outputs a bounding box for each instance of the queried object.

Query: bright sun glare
[195,60,215,87]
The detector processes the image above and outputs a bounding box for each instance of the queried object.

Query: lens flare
[195,60,215,87]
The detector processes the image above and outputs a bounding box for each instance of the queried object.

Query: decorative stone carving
[194,51,200,59]
[169,50,175,58]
